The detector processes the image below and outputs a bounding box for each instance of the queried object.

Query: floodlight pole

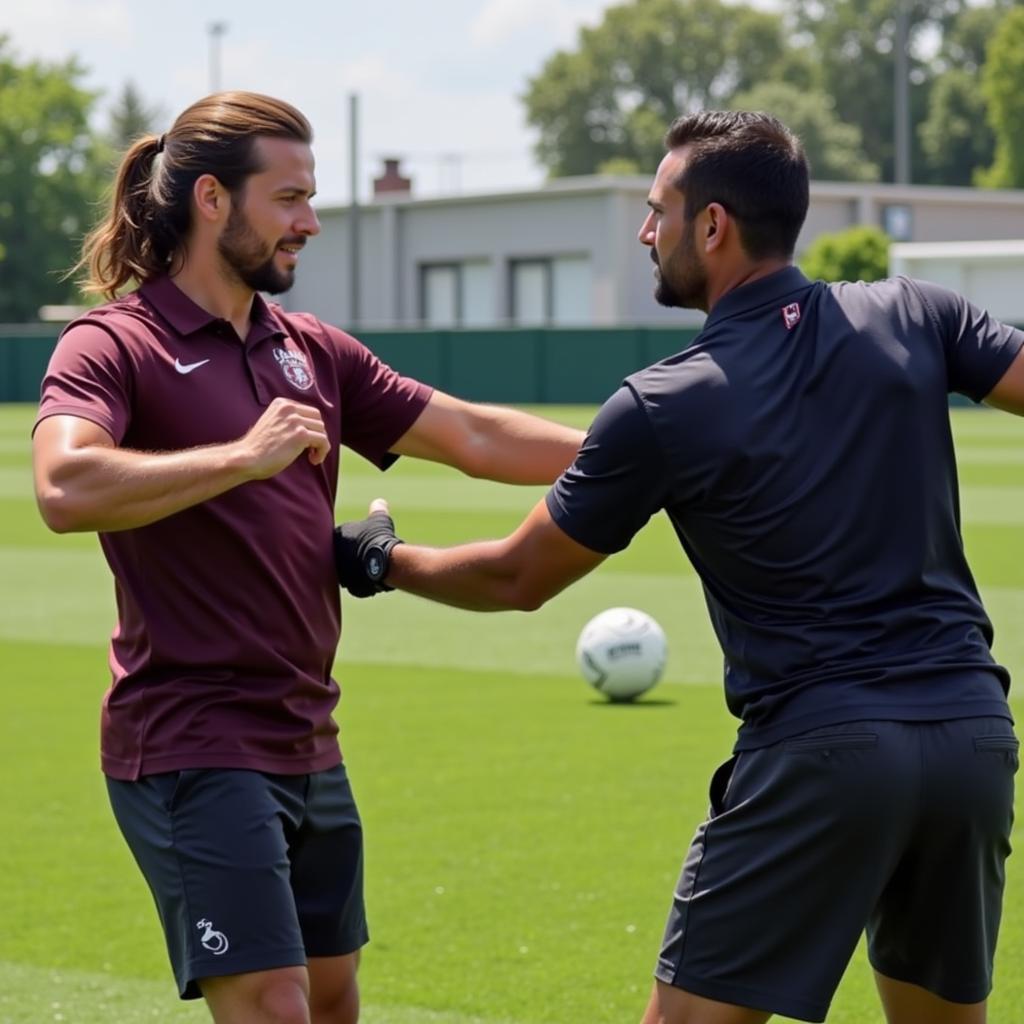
[349,93,361,329]
[894,2,911,184]
[208,22,228,93]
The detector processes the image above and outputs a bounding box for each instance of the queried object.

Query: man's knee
[642,980,772,1024]
[202,966,311,1024]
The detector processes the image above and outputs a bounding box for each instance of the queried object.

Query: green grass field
[1,403,1022,1024]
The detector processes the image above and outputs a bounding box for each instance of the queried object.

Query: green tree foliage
[729,81,878,182]
[800,226,891,283]
[978,7,1024,188]
[108,80,160,154]
[918,3,1003,185]
[523,0,802,177]
[524,0,1006,187]
[785,0,962,184]
[920,68,994,186]
[0,36,106,321]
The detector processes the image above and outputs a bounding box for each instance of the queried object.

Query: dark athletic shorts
[655,717,1018,1022]
[107,764,368,999]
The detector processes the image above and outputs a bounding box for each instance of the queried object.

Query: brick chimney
[373,157,412,197]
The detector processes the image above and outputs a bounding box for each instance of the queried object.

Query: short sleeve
[545,385,669,554]
[910,278,1024,402]
[323,324,433,469]
[34,321,134,442]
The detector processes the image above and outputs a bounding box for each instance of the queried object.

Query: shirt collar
[139,276,284,344]
[703,266,812,329]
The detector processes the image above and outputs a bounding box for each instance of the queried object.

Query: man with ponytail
[32,91,584,1024]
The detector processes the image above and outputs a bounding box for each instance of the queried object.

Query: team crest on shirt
[781,302,802,330]
[273,346,315,391]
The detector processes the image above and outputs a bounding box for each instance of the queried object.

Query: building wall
[283,178,1024,330]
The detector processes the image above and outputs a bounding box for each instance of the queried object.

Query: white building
[281,173,1024,329]
[889,239,1024,323]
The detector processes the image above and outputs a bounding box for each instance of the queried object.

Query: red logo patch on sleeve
[782,302,801,330]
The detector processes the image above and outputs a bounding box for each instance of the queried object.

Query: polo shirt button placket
[247,345,270,406]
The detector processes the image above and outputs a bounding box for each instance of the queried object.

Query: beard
[653,219,708,312]
[217,204,300,295]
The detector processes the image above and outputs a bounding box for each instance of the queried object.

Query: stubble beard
[217,203,297,296]
[653,221,708,312]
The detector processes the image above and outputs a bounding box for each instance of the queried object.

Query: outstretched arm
[389,390,584,484]
[338,498,606,612]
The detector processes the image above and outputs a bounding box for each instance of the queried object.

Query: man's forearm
[462,405,584,484]
[37,441,255,533]
[387,540,538,612]
[35,398,330,534]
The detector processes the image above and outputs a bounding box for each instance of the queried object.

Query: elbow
[507,581,552,613]
[458,444,490,480]
[36,488,86,534]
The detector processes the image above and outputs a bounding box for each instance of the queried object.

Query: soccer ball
[575,607,667,702]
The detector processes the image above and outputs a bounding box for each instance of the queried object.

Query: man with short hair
[32,91,584,1024]
[336,111,1021,1024]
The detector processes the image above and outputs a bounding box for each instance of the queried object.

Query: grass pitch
[1,403,1021,1024]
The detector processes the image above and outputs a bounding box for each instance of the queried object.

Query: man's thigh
[869,717,1017,1005]
[655,722,921,1023]
[107,769,312,997]
[291,765,368,958]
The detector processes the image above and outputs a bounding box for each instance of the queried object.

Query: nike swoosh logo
[174,358,210,375]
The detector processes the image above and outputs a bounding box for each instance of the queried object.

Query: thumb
[368,497,390,517]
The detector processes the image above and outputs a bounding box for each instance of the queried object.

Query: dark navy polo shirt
[36,276,432,779]
[547,268,1022,750]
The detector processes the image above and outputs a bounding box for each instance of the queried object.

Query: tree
[784,0,968,183]
[978,7,1024,189]
[917,3,1004,185]
[729,81,878,182]
[919,69,994,186]
[523,0,802,177]
[0,36,107,321]
[108,80,160,154]
[800,226,890,283]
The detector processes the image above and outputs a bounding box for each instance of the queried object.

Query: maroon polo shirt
[35,276,432,780]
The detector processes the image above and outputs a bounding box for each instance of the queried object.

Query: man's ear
[192,174,228,224]
[704,202,729,253]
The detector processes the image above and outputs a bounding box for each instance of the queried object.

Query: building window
[882,204,913,242]
[510,260,549,326]
[420,261,494,328]
[510,256,592,326]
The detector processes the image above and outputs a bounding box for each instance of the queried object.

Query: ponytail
[75,134,167,299]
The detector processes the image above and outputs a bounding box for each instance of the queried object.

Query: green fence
[0,322,981,407]
[0,326,64,404]
[0,325,700,405]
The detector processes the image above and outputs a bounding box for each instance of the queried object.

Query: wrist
[224,439,261,483]
[363,536,402,590]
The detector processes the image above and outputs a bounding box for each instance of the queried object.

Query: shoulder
[60,292,167,350]
[627,347,728,411]
[824,275,943,319]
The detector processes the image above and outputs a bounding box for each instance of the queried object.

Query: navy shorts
[107,764,368,999]
[655,718,1018,1022]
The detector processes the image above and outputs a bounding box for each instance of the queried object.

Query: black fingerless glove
[333,512,403,597]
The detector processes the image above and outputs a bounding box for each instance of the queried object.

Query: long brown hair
[76,91,312,299]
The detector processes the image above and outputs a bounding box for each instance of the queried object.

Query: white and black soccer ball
[575,607,667,702]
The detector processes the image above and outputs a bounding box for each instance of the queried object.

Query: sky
[4,0,617,206]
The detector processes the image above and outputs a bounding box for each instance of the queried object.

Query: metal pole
[349,93,361,329]
[894,2,910,184]
[208,22,227,93]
